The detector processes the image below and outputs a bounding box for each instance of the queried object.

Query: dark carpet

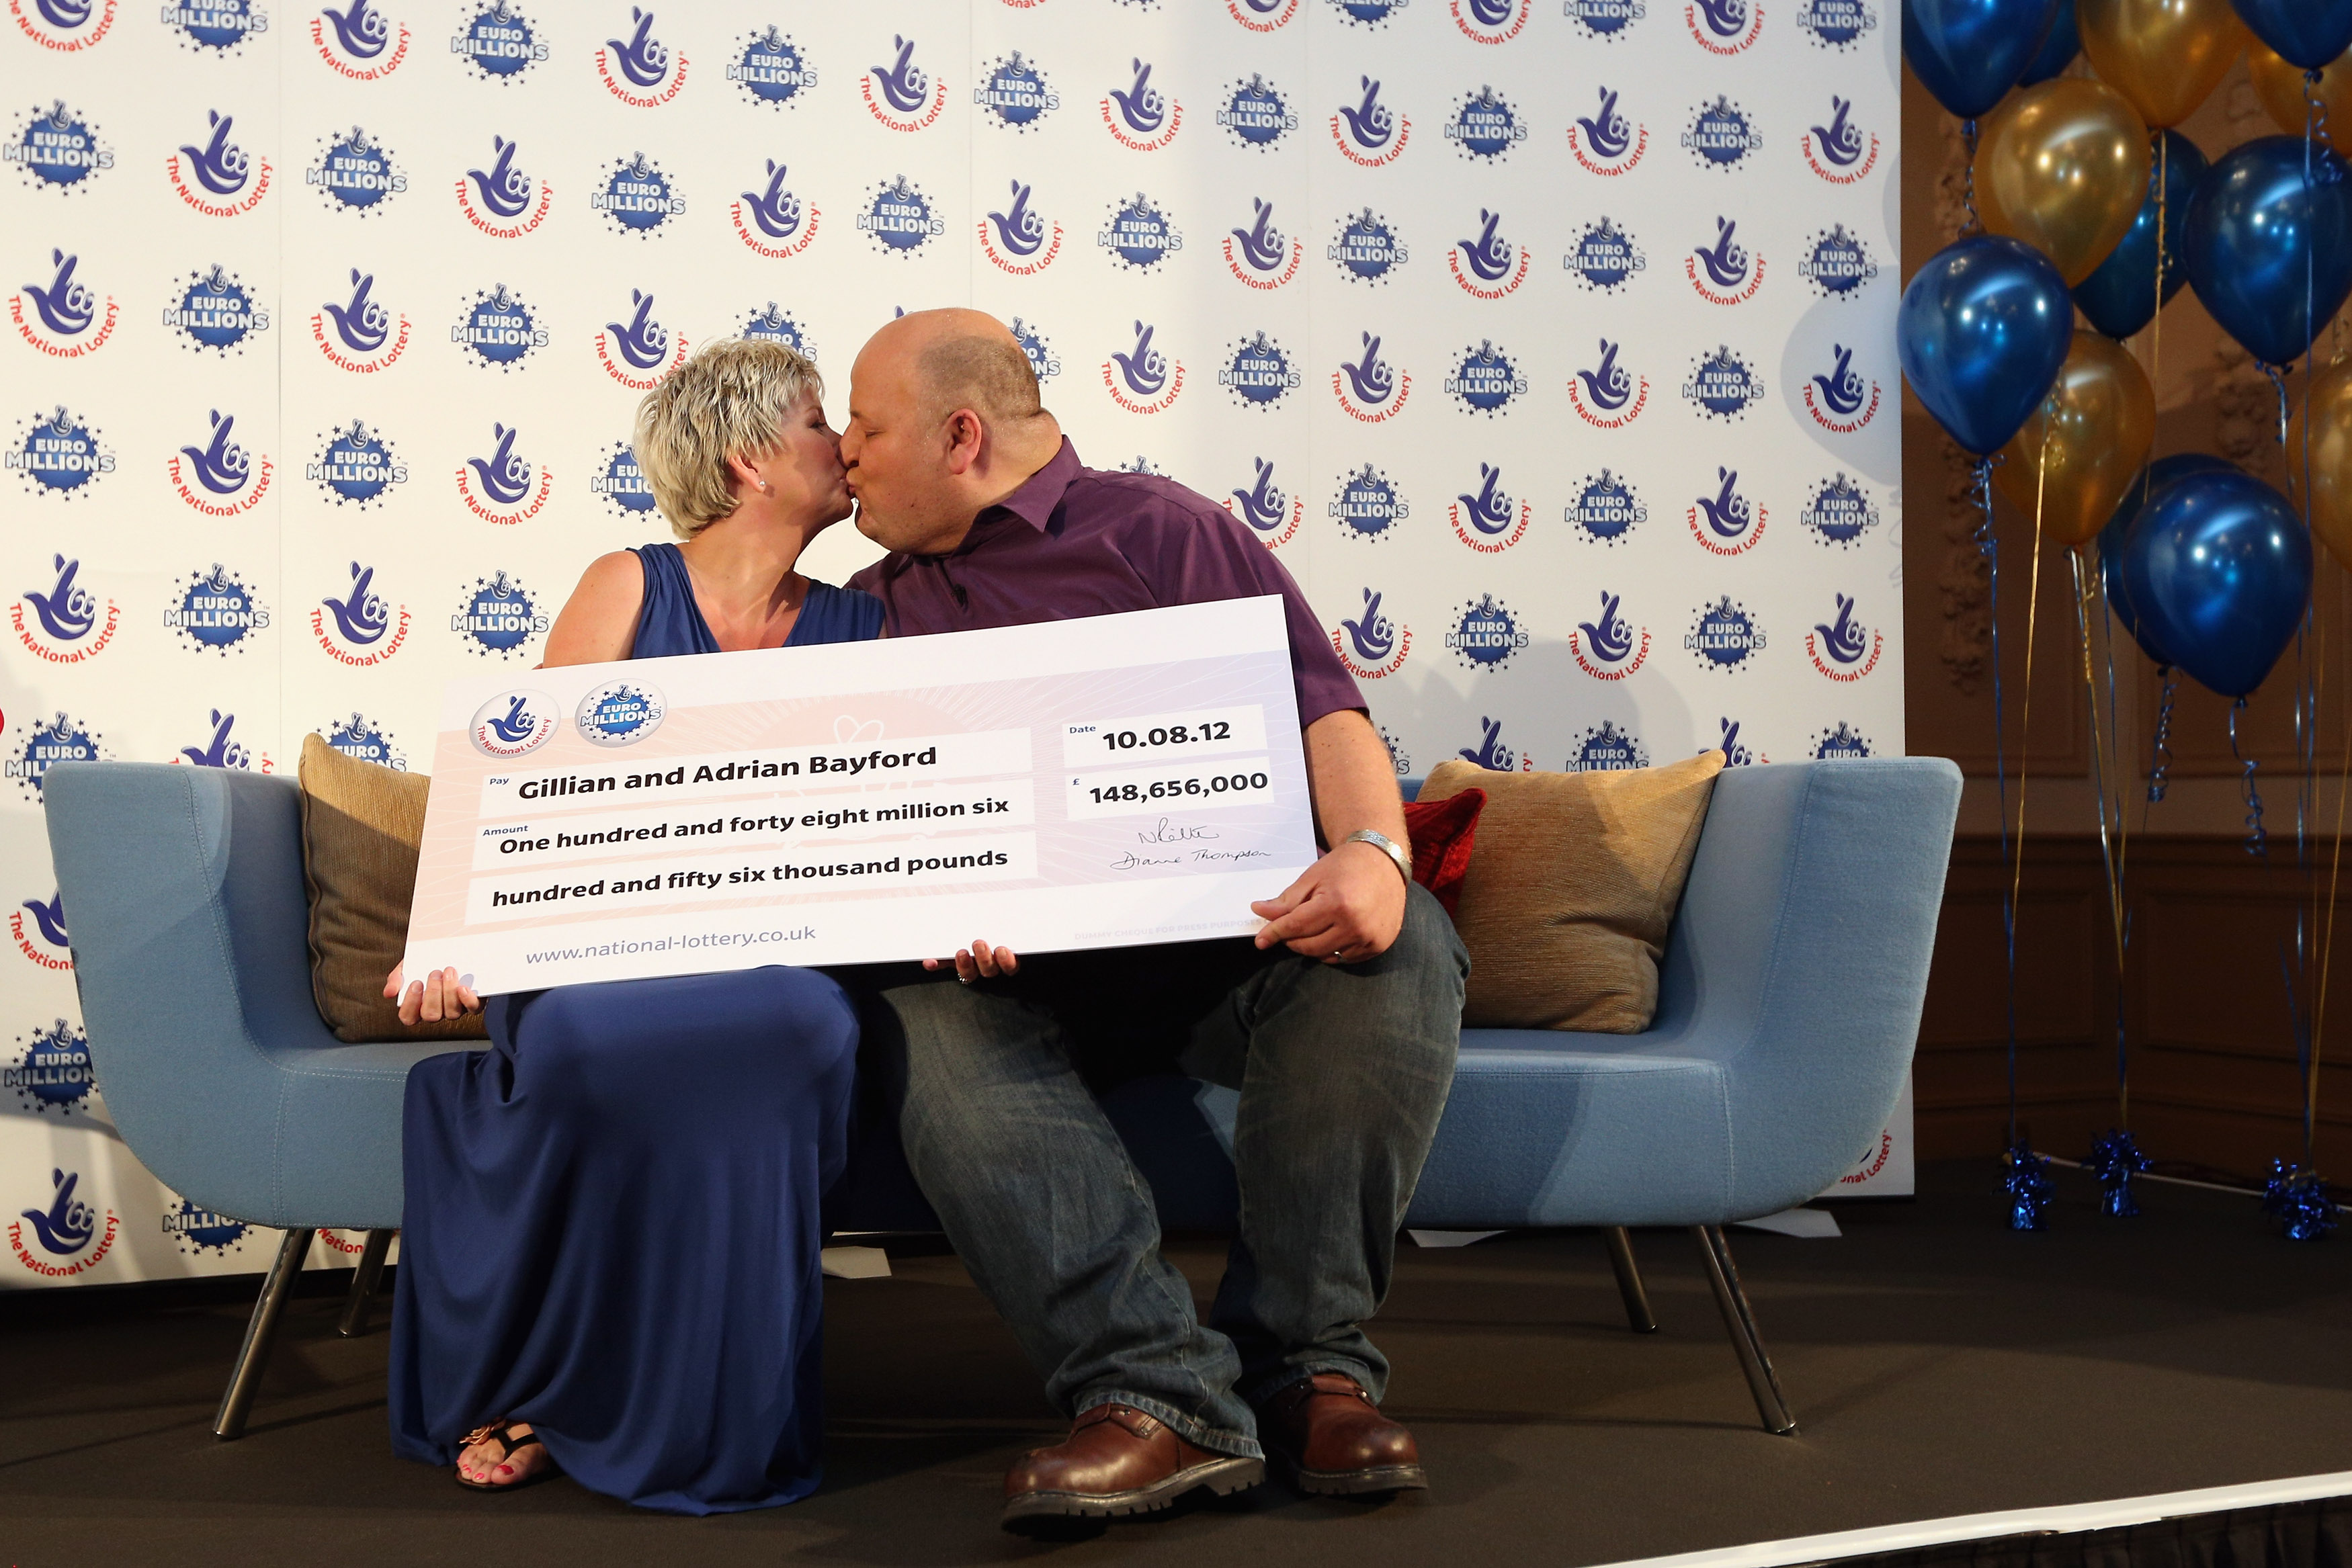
[2,1161,2347,1568]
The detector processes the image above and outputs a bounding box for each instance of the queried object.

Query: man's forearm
[1303,709,1407,851]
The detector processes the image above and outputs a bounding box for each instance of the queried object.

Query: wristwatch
[1343,828,1413,887]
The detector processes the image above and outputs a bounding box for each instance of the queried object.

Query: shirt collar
[980,437,1081,533]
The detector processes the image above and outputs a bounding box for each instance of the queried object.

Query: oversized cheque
[403,597,1320,993]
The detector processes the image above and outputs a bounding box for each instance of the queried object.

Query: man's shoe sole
[1279,1454,1429,1497]
[1000,1454,1264,1527]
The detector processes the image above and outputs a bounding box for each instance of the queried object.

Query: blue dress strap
[626,544,883,657]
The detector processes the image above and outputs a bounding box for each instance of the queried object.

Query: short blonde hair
[632,336,823,539]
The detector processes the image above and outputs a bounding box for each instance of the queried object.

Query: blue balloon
[1898,236,2074,456]
[1902,0,2062,119]
[2124,469,2312,699]
[2096,453,2234,666]
[2018,0,2079,85]
[2229,0,2352,71]
[2181,136,2352,367]
[2074,131,2210,339]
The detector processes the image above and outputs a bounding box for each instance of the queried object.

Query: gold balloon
[2077,0,2246,129]
[2288,359,2352,572]
[1974,81,2152,286]
[2251,42,2352,149]
[1994,333,2157,548]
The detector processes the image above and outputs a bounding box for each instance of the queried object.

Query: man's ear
[942,408,985,476]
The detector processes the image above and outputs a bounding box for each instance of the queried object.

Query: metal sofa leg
[1691,1225,1797,1436]
[1601,1227,1658,1333]
[337,1229,394,1338]
[214,1227,314,1441]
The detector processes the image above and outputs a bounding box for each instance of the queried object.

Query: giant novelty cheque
[403,599,1319,993]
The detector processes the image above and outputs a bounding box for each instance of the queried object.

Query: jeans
[861,882,1466,1458]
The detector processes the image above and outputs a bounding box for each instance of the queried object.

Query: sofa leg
[214,1227,314,1441]
[337,1229,393,1338]
[1691,1225,1797,1436]
[1601,1227,1658,1333]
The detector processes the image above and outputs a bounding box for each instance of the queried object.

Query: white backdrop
[2,0,1906,1287]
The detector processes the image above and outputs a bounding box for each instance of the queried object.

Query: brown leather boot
[1001,1403,1263,1529]
[1258,1373,1427,1496]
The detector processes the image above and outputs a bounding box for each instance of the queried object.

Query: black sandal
[454,1420,558,1492]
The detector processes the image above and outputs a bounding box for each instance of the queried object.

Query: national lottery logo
[456,134,549,236]
[1011,316,1060,382]
[731,27,815,109]
[6,711,105,801]
[1447,86,1527,161]
[1804,472,1881,548]
[597,287,686,389]
[169,108,272,218]
[1687,595,1766,672]
[1226,198,1302,289]
[976,52,1058,130]
[1098,192,1181,272]
[1331,464,1409,541]
[1570,720,1648,773]
[450,0,546,82]
[594,152,684,238]
[14,554,120,664]
[1812,720,1873,760]
[11,1167,119,1277]
[1447,593,1526,670]
[1804,95,1880,183]
[1797,0,1876,48]
[314,559,412,666]
[859,175,943,257]
[321,711,407,771]
[308,419,408,507]
[1691,466,1767,555]
[164,264,269,355]
[1572,589,1650,679]
[590,437,657,518]
[1453,462,1533,552]
[1330,210,1407,286]
[11,0,118,51]
[980,180,1062,274]
[1329,0,1406,26]
[169,408,272,516]
[1457,715,1519,772]
[1218,74,1298,151]
[1228,0,1299,34]
[1446,340,1528,416]
[309,126,407,218]
[452,284,546,370]
[165,563,270,655]
[1103,57,1181,150]
[9,101,113,193]
[314,0,409,80]
[1714,715,1765,765]
[452,572,549,660]
[1800,225,1879,299]
[1564,216,1642,295]
[1687,0,1762,52]
[576,679,665,747]
[1331,332,1409,423]
[1220,332,1301,410]
[599,5,687,107]
[1227,455,1301,547]
[1331,75,1409,166]
[172,707,271,770]
[470,686,558,754]
[13,891,71,971]
[864,33,946,132]
[741,301,814,359]
[1452,0,1529,44]
[1566,0,1646,38]
[1688,216,1764,305]
[1804,343,1881,432]
[456,421,550,524]
[1456,208,1528,298]
[1684,345,1763,421]
[1102,319,1183,415]
[1333,587,1410,679]
[7,1020,93,1113]
[1566,468,1645,547]
[163,0,265,53]
[734,159,818,259]
[13,249,119,357]
[314,268,410,372]
[1684,96,1765,170]
[9,406,114,498]
[1570,338,1649,429]
[165,1199,252,1258]
[1807,591,1882,680]
[1570,86,1646,175]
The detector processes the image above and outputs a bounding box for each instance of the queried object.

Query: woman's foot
[457,1420,554,1489]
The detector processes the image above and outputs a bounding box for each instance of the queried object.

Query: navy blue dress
[389,547,884,1514]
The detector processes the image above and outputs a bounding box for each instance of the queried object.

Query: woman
[384,337,1015,1512]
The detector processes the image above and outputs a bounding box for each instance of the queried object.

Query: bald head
[872,308,1044,426]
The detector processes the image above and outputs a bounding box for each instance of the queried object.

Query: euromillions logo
[165,1199,251,1258]
[1226,198,1302,288]
[1811,720,1873,760]
[308,419,408,508]
[1572,589,1651,679]
[597,288,686,390]
[11,1167,120,1277]
[314,559,413,666]
[1570,338,1649,429]
[1011,316,1060,382]
[1714,715,1763,765]
[1807,591,1882,680]
[1687,0,1762,52]
[1801,225,1878,299]
[1684,96,1765,170]
[1566,0,1647,37]
[1226,456,1301,547]
[174,707,270,771]
[1570,86,1647,174]
[9,101,113,193]
[314,268,409,371]
[859,175,943,257]
[309,126,407,218]
[1447,593,1526,670]
[977,180,1061,274]
[1331,75,1410,166]
[595,151,684,237]
[1570,720,1648,773]
[1804,95,1880,183]
[164,0,265,51]
[169,408,271,516]
[1329,0,1406,25]
[1688,216,1764,304]
[1333,587,1410,679]
[456,134,549,236]
[1683,345,1763,421]
[1447,86,1527,161]
[457,421,550,523]
[1227,0,1299,34]
[591,437,657,518]
[164,264,269,355]
[13,249,118,357]
[1690,466,1767,555]
[9,406,113,498]
[1330,210,1407,286]
[577,679,665,746]
[741,302,814,357]
[13,890,71,971]
[1114,454,1165,476]
[731,28,814,109]
[1797,0,1875,48]
[1455,209,1529,298]
[11,0,118,51]
[599,6,687,106]
[1218,74,1298,151]
[1564,216,1641,295]
[1452,0,1529,44]
[452,284,546,369]
[1447,340,1527,416]
[1102,57,1181,150]
[734,159,818,259]
[864,34,946,132]
[13,554,120,664]
[976,52,1058,130]
[169,108,271,217]
[1804,342,1881,433]
[1428,466,1525,558]
[6,1022,92,1112]
[1382,723,1412,776]
[1220,333,1301,410]
[1102,319,1183,415]
[450,0,546,81]
[1333,332,1410,423]
[452,572,549,660]
[322,712,407,770]
[1805,475,1880,549]
[1331,464,1409,541]
[471,689,558,757]
[1566,468,1644,547]
[314,0,409,80]
[7,712,103,801]
[1687,595,1766,672]
[165,564,269,656]
[1458,715,1517,771]
[1098,192,1182,272]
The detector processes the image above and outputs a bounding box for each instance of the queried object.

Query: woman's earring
[760,480,775,495]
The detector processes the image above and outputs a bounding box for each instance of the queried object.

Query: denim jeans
[862,882,1466,1458]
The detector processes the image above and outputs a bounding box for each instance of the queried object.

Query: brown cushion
[297,733,487,1044]
[1417,750,1725,1033]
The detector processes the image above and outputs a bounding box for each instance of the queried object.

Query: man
[842,310,1466,1529]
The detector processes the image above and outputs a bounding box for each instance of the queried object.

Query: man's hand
[923,939,1021,984]
[1251,839,1406,964]
[383,962,481,1025]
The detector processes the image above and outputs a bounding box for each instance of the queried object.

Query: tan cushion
[1418,751,1724,1033]
[298,733,487,1044]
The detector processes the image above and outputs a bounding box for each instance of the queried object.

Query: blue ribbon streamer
[2232,698,2268,857]
[2147,666,2177,804]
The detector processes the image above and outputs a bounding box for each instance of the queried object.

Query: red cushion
[1402,788,1485,917]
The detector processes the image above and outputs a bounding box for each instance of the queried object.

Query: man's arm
[1250,709,1411,963]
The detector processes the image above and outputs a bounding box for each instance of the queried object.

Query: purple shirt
[849,440,1366,727]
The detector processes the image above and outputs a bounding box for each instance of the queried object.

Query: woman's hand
[383,962,482,1025]
[922,940,1020,985]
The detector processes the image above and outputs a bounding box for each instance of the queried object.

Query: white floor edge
[1585,1471,2352,1568]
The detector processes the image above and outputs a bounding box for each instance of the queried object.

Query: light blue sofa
[44,755,1960,1443]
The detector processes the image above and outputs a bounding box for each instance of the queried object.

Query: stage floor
[3,1160,2347,1566]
